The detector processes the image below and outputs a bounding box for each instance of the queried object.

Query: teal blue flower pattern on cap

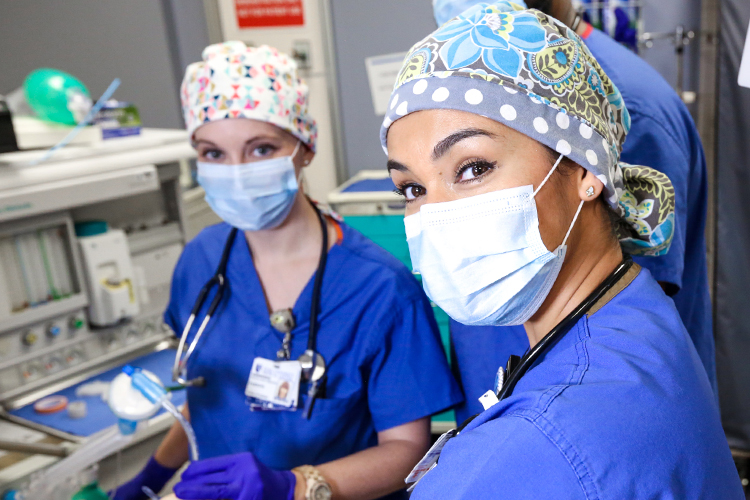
[381,1,675,257]
[434,6,546,76]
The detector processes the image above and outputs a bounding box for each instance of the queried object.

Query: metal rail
[0,440,68,458]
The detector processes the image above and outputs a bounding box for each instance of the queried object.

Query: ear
[301,145,315,168]
[578,169,605,202]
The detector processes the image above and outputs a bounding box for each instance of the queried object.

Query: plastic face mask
[197,142,301,231]
[404,155,583,326]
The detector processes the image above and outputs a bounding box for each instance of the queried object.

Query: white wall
[213,0,340,203]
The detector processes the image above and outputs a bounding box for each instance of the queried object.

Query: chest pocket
[253,389,371,469]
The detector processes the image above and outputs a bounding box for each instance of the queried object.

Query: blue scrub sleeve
[164,250,190,336]
[621,114,687,291]
[365,297,463,432]
[414,417,586,499]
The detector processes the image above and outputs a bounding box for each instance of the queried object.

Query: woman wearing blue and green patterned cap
[382,2,742,498]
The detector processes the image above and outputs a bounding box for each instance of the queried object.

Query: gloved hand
[173,452,296,500]
[110,456,179,500]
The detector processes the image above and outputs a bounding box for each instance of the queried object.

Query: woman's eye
[252,144,277,157]
[458,161,496,182]
[396,184,426,202]
[202,149,223,161]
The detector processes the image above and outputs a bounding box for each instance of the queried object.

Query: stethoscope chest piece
[299,349,326,382]
[299,349,326,419]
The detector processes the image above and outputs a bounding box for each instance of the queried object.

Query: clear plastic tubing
[124,366,200,461]
[161,398,199,461]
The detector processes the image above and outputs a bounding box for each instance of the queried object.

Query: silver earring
[303,160,310,166]
[586,186,595,197]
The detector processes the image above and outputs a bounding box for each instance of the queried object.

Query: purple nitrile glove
[110,456,179,500]
[173,452,296,500]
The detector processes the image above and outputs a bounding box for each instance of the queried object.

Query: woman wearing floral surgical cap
[383,3,743,498]
[111,42,461,500]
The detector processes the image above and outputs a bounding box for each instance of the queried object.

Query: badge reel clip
[272,307,329,418]
[246,309,302,412]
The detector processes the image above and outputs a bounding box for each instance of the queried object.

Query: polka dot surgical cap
[380,1,676,257]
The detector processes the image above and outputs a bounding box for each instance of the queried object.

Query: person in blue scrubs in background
[382,3,742,497]
[434,0,715,422]
[113,42,461,500]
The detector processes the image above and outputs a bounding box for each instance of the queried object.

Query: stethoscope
[455,255,635,434]
[172,203,330,418]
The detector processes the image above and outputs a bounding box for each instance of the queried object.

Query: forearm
[301,429,429,500]
[154,404,191,469]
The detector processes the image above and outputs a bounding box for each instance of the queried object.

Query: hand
[110,456,179,500]
[173,452,296,500]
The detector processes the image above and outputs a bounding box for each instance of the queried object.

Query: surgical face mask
[197,142,301,231]
[404,154,584,326]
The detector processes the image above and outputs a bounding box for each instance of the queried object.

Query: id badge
[245,358,301,412]
[405,428,457,491]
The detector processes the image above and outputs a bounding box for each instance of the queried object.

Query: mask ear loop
[529,153,584,247]
[532,153,565,199]
[562,200,584,247]
[291,140,302,160]
[291,141,312,197]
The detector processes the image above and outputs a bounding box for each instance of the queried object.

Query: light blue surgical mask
[197,142,301,231]
[404,154,583,326]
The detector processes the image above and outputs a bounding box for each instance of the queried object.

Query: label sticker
[245,358,301,411]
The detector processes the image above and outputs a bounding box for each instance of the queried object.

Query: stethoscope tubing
[496,255,634,401]
[307,204,328,353]
[172,202,330,388]
[456,255,634,434]
[173,228,238,386]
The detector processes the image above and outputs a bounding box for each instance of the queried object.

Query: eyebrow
[193,135,281,149]
[431,128,497,161]
[386,159,409,173]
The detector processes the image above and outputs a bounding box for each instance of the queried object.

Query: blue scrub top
[165,222,462,498]
[414,267,742,499]
[451,27,715,423]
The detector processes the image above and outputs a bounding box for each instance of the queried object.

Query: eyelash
[456,159,497,183]
[201,148,223,160]
[393,159,497,203]
[252,143,278,156]
[393,184,422,204]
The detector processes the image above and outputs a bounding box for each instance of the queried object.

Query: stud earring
[586,186,595,197]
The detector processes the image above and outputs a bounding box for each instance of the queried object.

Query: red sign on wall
[235,0,305,28]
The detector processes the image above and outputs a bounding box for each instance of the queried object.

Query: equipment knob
[69,315,85,330]
[22,331,38,346]
[47,324,61,338]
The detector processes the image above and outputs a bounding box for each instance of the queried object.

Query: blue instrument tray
[9,349,186,437]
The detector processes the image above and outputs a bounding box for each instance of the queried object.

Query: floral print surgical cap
[381,1,675,256]
[182,42,318,152]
